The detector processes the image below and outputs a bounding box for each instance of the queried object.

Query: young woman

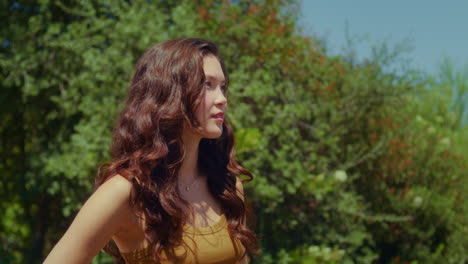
[44,38,258,264]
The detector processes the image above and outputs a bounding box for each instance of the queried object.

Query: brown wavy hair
[95,38,258,263]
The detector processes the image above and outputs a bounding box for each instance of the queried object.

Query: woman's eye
[205,82,212,88]
[221,85,226,92]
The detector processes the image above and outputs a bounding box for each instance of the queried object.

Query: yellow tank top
[119,214,244,264]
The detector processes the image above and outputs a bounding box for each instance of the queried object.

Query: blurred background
[1,0,467,263]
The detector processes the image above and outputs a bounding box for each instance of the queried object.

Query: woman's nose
[214,88,227,107]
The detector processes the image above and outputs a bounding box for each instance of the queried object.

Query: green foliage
[1,0,467,263]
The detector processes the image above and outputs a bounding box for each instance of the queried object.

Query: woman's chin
[203,129,223,139]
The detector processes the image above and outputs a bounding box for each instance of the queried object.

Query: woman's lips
[213,117,224,122]
[211,114,224,122]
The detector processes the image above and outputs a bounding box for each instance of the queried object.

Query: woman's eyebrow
[205,75,226,83]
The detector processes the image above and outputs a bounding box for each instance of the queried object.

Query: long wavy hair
[95,38,258,263]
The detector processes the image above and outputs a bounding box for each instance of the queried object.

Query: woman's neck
[179,131,202,185]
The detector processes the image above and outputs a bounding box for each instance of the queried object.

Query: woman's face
[188,55,228,140]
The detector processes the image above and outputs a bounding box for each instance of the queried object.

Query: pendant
[185,186,190,191]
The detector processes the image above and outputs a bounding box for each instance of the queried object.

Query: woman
[44,38,258,264]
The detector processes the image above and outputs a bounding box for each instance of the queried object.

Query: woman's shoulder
[42,175,136,263]
[94,175,145,237]
[99,174,134,195]
[90,174,134,215]
[101,175,147,252]
[92,174,134,206]
[89,174,136,221]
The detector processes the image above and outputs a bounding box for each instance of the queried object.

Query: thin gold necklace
[183,176,200,192]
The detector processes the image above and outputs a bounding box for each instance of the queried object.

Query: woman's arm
[43,175,133,264]
[236,177,250,264]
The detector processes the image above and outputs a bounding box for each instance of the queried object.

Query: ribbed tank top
[119,214,244,264]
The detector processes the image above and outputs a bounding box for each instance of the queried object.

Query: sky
[298,0,468,75]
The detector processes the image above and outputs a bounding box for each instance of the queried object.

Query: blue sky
[299,0,468,75]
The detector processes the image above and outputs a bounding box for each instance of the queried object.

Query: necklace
[183,176,200,192]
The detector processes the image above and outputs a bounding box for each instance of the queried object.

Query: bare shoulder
[87,174,134,216]
[43,174,134,264]
[98,174,133,199]
[92,174,136,224]
[81,174,134,215]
